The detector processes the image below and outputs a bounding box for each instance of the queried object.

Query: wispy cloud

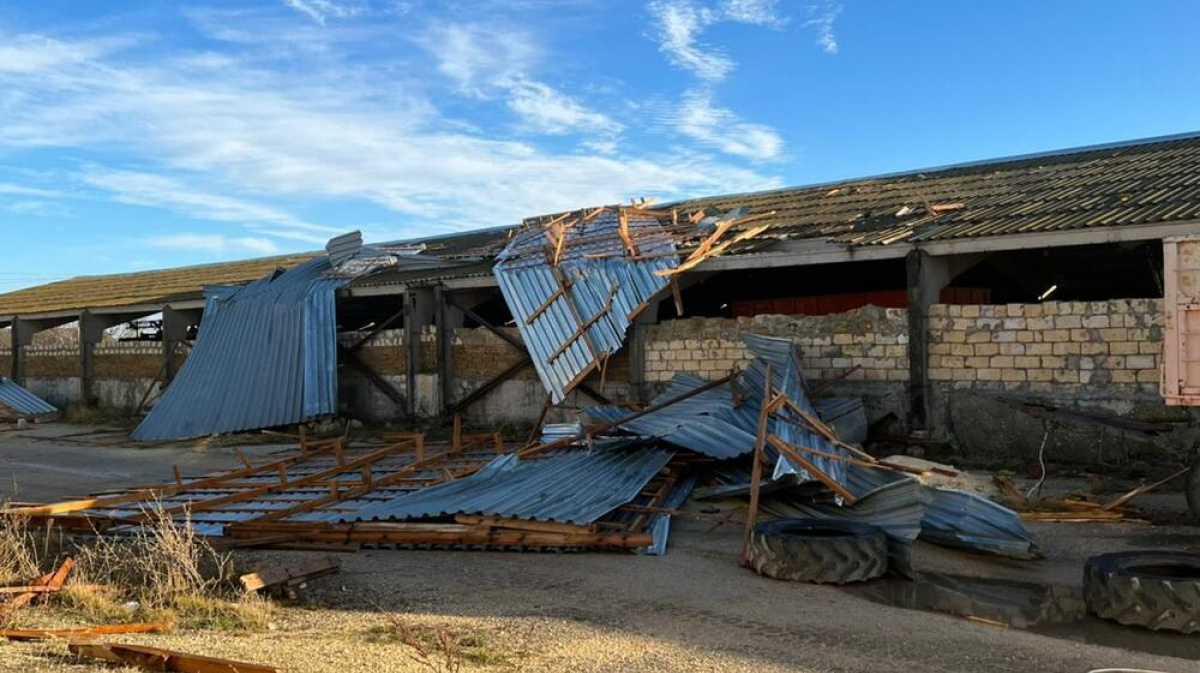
[805,1,842,54]
[147,233,281,255]
[281,0,364,25]
[667,90,783,160]
[505,79,623,136]
[420,22,622,140]
[647,0,786,81]
[0,27,778,240]
[81,169,335,242]
[0,182,62,198]
[422,23,539,95]
[2,200,71,217]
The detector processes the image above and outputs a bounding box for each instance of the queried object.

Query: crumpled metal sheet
[133,257,350,441]
[0,377,56,417]
[585,334,856,484]
[494,209,677,403]
[334,446,675,525]
[918,487,1041,559]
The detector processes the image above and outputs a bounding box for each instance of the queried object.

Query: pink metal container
[1162,235,1200,405]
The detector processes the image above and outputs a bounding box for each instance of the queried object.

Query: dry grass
[368,615,539,671]
[0,512,46,586]
[0,504,273,632]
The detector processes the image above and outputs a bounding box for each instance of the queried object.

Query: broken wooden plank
[1101,467,1190,511]
[239,557,341,593]
[0,623,169,641]
[70,642,279,673]
[455,514,598,535]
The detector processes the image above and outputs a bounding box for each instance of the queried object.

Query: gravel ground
[3,425,1199,672]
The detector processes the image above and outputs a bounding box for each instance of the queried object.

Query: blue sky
[0,0,1197,291]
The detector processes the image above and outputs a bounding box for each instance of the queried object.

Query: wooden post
[298,425,308,456]
[452,413,462,451]
[741,364,772,567]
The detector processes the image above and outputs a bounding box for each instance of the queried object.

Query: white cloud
[0,182,62,198]
[147,233,281,255]
[420,23,623,140]
[2,200,71,217]
[647,1,730,81]
[647,0,787,81]
[505,79,622,136]
[805,1,842,54]
[0,28,781,239]
[281,0,363,25]
[722,0,786,27]
[81,169,335,242]
[422,23,539,94]
[670,90,783,160]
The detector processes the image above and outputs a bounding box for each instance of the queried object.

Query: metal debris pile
[6,426,699,554]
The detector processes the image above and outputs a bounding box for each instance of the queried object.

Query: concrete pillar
[10,318,35,385]
[162,307,201,383]
[629,309,659,402]
[434,286,465,414]
[405,288,436,417]
[906,251,988,431]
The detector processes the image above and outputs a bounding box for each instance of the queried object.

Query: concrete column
[162,307,201,383]
[405,288,436,417]
[906,251,988,431]
[629,309,659,402]
[10,318,35,385]
[433,286,465,414]
[80,312,129,405]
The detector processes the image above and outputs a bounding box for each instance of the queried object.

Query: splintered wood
[70,642,279,673]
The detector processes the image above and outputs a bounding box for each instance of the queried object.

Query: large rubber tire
[1186,454,1200,522]
[748,518,887,584]
[1084,551,1200,633]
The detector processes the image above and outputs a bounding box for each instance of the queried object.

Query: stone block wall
[644,306,910,383]
[927,299,1162,393]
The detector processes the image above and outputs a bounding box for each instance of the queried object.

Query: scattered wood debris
[0,623,169,642]
[70,642,279,673]
[240,557,341,595]
[0,557,73,619]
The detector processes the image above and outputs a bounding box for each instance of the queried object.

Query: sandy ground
[2,424,1200,673]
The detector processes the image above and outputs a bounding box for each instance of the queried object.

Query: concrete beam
[696,220,1200,273]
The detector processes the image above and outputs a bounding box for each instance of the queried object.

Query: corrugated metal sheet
[325,231,363,267]
[334,446,675,525]
[0,378,57,416]
[585,380,757,460]
[919,487,1040,559]
[495,208,677,403]
[584,335,858,472]
[132,257,349,441]
[639,473,698,556]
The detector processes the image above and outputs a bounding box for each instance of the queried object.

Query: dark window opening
[947,241,1163,303]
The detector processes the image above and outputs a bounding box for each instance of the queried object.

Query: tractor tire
[748,518,887,585]
[1187,454,1200,522]
[1084,551,1200,633]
